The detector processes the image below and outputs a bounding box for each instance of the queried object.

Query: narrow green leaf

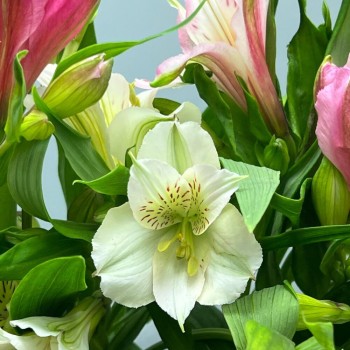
[301,322,335,350]
[33,88,110,181]
[147,303,193,350]
[222,285,299,350]
[220,158,280,232]
[7,139,50,221]
[326,0,350,65]
[0,184,16,230]
[4,51,27,143]
[260,225,350,251]
[286,0,328,144]
[51,219,97,242]
[270,178,311,226]
[75,164,129,195]
[10,256,87,319]
[0,232,90,280]
[245,320,295,350]
[54,0,208,77]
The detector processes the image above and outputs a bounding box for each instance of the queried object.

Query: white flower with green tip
[92,121,262,330]
[7,297,104,350]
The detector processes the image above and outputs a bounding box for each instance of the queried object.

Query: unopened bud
[296,293,350,330]
[20,110,54,141]
[312,157,350,225]
[262,136,290,175]
[42,54,113,118]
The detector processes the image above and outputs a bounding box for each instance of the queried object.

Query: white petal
[11,317,58,337]
[91,203,161,307]
[137,121,220,172]
[108,107,170,163]
[169,102,202,124]
[197,204,263,305]
[128,159,191,230]
[0,327,51,350]
[37,64,57,87]
[153,232,206,330]
[183,165,244,235]
[100,73,131,126]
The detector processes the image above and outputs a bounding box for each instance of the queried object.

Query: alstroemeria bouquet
[1,0,350,349]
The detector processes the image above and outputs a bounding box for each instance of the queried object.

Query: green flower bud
[296,293,350,330]
[20,110,55,141]
[312,157,350,225]
[42,54,113,118]
[261,136,290,174]
[321,238,350,285]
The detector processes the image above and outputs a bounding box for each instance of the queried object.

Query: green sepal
[10,256,87,319]
[286,0,328,146]
[222,285,299,350]
[0,232,90,280]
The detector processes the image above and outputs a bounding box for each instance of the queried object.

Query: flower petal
[197,204,262,305]
[0,327,50,350]
[11,317,59,338]
[91,203,161,307]
[100,73,130,126]
[128,159,191,229]
[108,107,170,163]
[137,121,220,172]
[153,232,206,330]
[183,165,244,235]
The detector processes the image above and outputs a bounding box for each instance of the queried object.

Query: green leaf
[297,322,335,350]
[51,219,97,242]
[220,158,280,232]
[7,139,49,221]
[189,65,236,156]
[326,0,350,65]
[0,184,16,230]
[270,178,311,226]
[10,256,87,319]
[292,243,331,298]
[286,0,328,145]
[245,320,295,350]
[4,51,27,143]
[33,88,110,181]
[222,285,299,350]
[260,225,350,251]
[147,302,193,350]
[75,164,129,195]
[0,232,90,280]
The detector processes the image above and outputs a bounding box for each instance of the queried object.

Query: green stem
[0,183,16,230]
[21,210,32,230]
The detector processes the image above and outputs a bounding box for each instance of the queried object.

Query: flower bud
[261,136,290,175]
[312,157,350,225]
[20,110,55,141]
[42,54,113,118]
[296,293,350,330]
[321,238,350,285]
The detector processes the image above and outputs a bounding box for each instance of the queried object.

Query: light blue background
[42,1,342,347]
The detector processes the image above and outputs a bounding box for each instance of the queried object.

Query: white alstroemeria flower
[92,121,262,330]
[0,328,51,350]
[9,297,104,350]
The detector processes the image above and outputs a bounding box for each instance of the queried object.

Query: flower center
[157,219,199,277]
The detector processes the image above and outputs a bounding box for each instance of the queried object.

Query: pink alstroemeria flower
[0,0,99,125]
[315,56,350,188]
[153,0,289,138]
